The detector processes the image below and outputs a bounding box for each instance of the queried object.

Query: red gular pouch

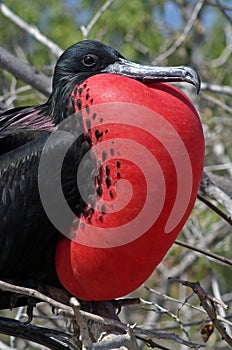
[55,74,204,301]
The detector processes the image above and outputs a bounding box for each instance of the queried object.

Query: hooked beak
[102,58,201,94]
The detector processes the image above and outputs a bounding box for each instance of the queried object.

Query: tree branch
[175,239,232,266]
[0,46,51,97]
[216,0,232,24]
[201,92,232,114]
[169,279,232,348]
[0,3,63,56]
[0,280,203,349]
[199,171,232,218]
[153,0,205,64]
[201,82,232,95]
[80,0,116,39]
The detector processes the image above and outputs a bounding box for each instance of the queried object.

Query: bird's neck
[47,79,78,124]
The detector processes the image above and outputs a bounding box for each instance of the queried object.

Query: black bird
[0,40,200,307]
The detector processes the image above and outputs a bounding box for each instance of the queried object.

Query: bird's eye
[82,54,98,67]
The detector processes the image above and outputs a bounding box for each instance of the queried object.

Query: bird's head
[53,40,124,89]
[53,40,200,94]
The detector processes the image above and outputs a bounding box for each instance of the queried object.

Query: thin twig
[205,163,232,171]
[135,335,172,350]
[169,279,232,347]
[201,82,232,95]
[143,286,206,315]
[211,276,232,337]
[197,193,232,226]
[0,3,63,56]
[175,239,232,266]
[140,298,191,340]
[209,43,232,68]
[206,0,232,10]
[216,0,232,24]
[161,219,229,280]
[81,0,116,39]
[201,92,232,114]
[153,0,205,63]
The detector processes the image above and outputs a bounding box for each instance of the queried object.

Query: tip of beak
[196,79,201,95]
[184,66,201,94]
[193,74,201,95]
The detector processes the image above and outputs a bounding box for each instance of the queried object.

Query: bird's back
[0,106,57,281]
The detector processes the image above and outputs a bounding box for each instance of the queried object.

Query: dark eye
[82,54,98,67]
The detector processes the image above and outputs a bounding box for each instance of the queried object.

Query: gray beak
[102,58,201,94]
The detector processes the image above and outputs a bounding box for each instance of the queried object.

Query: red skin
[55,74,204,300]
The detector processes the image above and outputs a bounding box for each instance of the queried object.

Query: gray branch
[0,46,51,97]
[0,3,63,57]
[200,171,232,215]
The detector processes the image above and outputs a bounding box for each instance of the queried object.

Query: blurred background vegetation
[0,0,232,349]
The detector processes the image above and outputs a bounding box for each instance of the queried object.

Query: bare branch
[216,0,232,23]
[92,326,139,350]
[142,286,206,315]
[204,21,232,69]
[0,3,63,56]
[163,220,230,279]
[201,82,232,95]
[70,297,93,349]
[0,46,51,97]
[211,276,232,338]
[199,171,232,216]
[0,280,72,310]
[206,0,232,10]
[169,279,232,348]
[81,0,116,39]
[0,280,203,348]
[201,92,232,113]
[153,0,205,64]
[209,42,232,68]
[205,163,232,171]
[140,297,191,339]
[175,239,232,266]
[197,193,232,225]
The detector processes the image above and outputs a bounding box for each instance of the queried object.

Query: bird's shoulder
[0,104,54,155]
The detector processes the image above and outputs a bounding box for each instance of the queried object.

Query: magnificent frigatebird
[0,40,202,306]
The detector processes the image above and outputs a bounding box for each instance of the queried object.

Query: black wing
[0,106,58,281]
[0,106,94,284]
